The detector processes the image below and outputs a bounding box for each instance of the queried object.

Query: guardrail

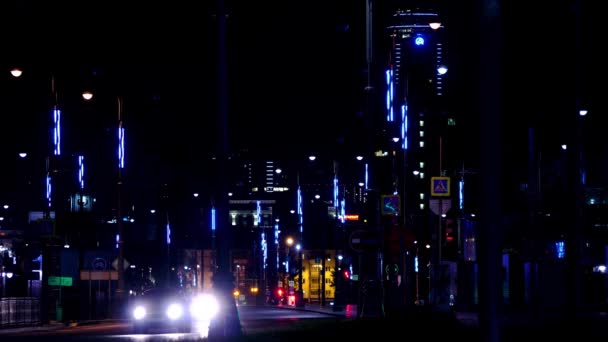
[0,297,41,328]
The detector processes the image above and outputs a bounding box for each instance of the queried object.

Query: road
[0,304,341,341]
[3,304,608,341]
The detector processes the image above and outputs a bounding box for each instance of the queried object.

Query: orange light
[233,290,240,297]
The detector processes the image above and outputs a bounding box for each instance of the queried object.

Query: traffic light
[445,218,455,242]
[443,218,457,260]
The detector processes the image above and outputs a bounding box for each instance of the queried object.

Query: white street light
[82,91,94,101]
[10,68,22,78]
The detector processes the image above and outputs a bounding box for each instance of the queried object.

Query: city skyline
[1,1,605,234]
[0,2,606,332]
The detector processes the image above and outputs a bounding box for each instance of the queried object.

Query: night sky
[1,1,604,212]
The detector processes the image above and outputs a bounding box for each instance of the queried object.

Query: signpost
[48,276,72,287]
[48,276,72,321]
[431,176,451,307]
[431,177,450,197]
[381,195,400,216]
[349,230,379,253]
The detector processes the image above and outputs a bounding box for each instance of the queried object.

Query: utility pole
[115,96,126,308]
[207,0,242,337]
[477,0,504,341]
[566,0,586,321]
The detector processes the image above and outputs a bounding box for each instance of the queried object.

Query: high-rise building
[379,6,460,310]
[384,7,451,239]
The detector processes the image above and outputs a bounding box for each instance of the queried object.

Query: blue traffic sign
[431,177,450,197]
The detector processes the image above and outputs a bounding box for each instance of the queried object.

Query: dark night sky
[1,1,604,211]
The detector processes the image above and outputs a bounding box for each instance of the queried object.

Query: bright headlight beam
[133,306,146,320]
[166,303,184,320]
[190,293,220,320]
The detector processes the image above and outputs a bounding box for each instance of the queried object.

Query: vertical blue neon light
[261,232,267,270]
[401,104,408,150]
[257,200,261,225]
[53,109,61,156]
[211,207,216,231]
[365,163,369,190]
[555,241,565,259]
[118,124,125,169]
[581,169,586,185]
[340,199,345,224]
[274,222,279,271]
[459,180,464,210]
[297,187,303,234]
[166,220,171,245]
[115,234,119,249]
[333,176,338,211]
[78,155,85,190]
[46,175,52,208]
[385,68,394,122]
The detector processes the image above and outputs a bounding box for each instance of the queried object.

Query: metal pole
[116,96,126,307]
[207,0,242,337]
[478,0,504,340]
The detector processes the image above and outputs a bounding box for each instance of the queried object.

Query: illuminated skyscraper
[385,8,449,220]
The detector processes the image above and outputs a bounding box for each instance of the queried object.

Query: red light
[277,288,284,297]
[343,271,350,279]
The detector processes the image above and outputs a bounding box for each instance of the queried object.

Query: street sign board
[349,230,379,252]
[112,258,130,270]
[431,177,450,197]
[48,276,73,287]
[429,199,452,215]
[80,270,118,281]
[381,194,400,216]
[92,258,107,270]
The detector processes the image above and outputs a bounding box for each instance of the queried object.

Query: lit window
[419,162,424,169]
[420,131,424,137]
[419,120,424,127]
[419,141,424,148]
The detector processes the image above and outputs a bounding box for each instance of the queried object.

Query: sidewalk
[0,321,66,335]
[279,302,608,330]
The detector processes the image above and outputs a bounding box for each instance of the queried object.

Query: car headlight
[133,306,146,320]
[166,303,184,320]
[190,293,220,320]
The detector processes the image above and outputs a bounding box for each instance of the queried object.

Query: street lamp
[285,236,294,273]
[10,68,23,78]
[83,91,127,300]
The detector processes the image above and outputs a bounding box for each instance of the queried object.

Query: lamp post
[115,96,126,299]
[285,236,294,274]
[207,0,242,337]
[83,91,126,303]
[296,177,305,307]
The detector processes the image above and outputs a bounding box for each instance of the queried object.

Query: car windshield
[139,287,186,299]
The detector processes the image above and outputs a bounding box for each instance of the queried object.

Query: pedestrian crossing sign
[431,176,450,197]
